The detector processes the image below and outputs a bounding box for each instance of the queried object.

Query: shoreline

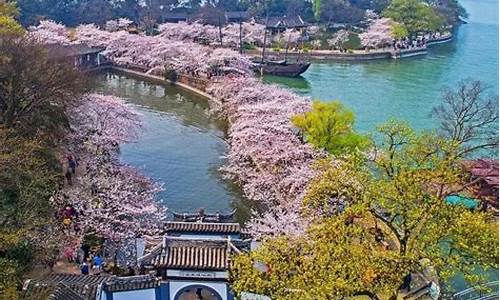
[244,33,453,62]
[109,66,214,101]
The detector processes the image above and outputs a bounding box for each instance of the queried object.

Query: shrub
[342,33,362,50]
[243,42,256,50]
[291,100,369,155]
[164,67,178,82]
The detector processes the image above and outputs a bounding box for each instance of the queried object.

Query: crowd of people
[392,32,449,51]
[392,36,427,50]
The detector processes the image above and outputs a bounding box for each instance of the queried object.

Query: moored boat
[252,59,311,77]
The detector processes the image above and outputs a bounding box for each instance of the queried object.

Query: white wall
[113,289,157,300]
[169,280,227,300]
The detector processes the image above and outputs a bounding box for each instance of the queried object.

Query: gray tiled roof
[23,274,162,300]
[258,15,308,28]
[141,238,251,271]
[45,44,103,58]
[23,274,109,300]
[165,222,241,234]
[103,275,160,292]
[156,239,229,270]
[47,283,85,300]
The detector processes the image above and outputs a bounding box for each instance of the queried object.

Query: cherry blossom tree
[327,29,350,49]
[56,94,166,240]
[158,21,267,47]
[359,17,395,49]
[207,77,323,236]
[29,20,71,45]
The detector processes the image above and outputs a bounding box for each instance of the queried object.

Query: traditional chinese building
[256,15,309,34]
[22,211,250,300]
[47,44,106,69]
[137,210,250,300]
[463,159,499,211]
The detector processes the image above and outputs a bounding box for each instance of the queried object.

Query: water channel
[94,72,253,223]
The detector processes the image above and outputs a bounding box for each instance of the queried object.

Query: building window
[174,284,223,300]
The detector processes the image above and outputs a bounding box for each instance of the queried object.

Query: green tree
[0,0,23,36]
[391,23,408,38]
[231,211,411,299]
[383,0,444,35]
[0,36,87,136]
[232,120,498,299]
[291,101,369,156]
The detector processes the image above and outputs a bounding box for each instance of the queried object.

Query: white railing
[453,281,499,300]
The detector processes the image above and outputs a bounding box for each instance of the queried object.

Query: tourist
[93,254,103,273]
[81,260,90,275]
[68,155,78,175]
[400,273,412,292]
[63,245,76,263]
[65,167,73,185]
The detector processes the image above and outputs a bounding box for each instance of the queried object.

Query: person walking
[81,260,90,275]
[65,167,73,185]
[93,254,103,274]
[67,155,78,175]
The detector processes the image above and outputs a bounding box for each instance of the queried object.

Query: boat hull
[254,62,311,77]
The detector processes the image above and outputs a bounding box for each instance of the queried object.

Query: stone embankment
[245,33,453,62]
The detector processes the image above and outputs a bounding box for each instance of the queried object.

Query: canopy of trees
[0,28,88,298]
[291,101,369,156]
[15,0,464,29]
[383,0,444,35]
[0,0,23,36]
[232,80,499,299]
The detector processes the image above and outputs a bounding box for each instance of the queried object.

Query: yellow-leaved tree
[231,120,498,299]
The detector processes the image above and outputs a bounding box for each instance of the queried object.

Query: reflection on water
[93,72,255,223]
[263,74,311,93]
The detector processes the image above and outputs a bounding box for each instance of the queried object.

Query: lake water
[265,0,499,134]
[94,72,253,223]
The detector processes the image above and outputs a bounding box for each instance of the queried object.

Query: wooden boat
[172,209,236,223]
[252,59,310,77]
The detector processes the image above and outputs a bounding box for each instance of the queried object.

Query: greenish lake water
[94,72,253,223]
[265,0,499,134]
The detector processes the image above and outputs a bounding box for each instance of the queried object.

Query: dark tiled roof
[156,239,229,270]
[172,210,235,222]
[23,274,109,300]
[164,12,188,20]
[258,15,308,28]
[103,275,160,293]
[464,159,499,185]
[165,222,241,234]
[45,44,103,58]
[225,11,249,20]
[48,283,85,300]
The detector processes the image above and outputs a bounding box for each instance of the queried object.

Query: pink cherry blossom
[32,21,325,238]
[55,94,166,240]
[359,17,395,49]
[29,20,72,45]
